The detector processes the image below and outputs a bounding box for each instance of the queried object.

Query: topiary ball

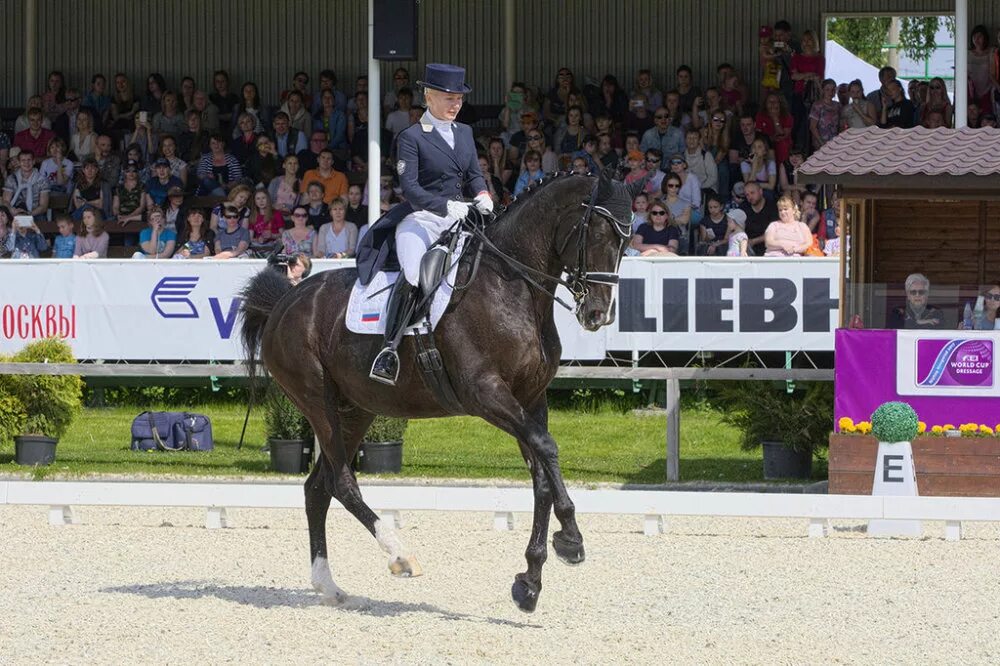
[871,401,919,443]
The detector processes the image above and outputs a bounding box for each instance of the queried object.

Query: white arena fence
[2,480,998,541]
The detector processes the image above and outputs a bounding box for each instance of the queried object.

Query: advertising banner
[0,257,839,361]
[835,329,1000,429]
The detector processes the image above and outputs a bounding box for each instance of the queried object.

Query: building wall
[3,0,998,109]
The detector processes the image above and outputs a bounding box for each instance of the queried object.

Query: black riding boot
[369,278,420,386]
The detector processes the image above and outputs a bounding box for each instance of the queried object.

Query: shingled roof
[797,127,1000,190]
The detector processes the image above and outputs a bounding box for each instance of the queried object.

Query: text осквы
[1,305,77,340]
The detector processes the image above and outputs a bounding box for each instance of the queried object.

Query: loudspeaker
[374,0,418,60]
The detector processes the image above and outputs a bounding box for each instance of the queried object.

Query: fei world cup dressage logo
[916,338,993,388]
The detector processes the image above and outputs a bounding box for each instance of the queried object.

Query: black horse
[239,168,641,612]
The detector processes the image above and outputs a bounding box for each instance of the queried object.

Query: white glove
[474,190,494,214]
[446,200,471,222]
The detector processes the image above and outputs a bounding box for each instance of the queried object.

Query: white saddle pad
[346,235,466,336]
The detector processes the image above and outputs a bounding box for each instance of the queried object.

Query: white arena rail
[2,481,999,541]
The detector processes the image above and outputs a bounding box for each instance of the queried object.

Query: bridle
[461,179,631,315]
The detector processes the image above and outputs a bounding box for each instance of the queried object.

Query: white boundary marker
[2,481,1000,540]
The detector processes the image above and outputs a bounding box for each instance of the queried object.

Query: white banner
[0,257,839,361]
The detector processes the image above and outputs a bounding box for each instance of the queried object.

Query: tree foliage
[828,16,955,68]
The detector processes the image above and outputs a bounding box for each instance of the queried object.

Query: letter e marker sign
[868,441,921,537]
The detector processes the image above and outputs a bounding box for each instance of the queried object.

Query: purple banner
[835,329,1000,429]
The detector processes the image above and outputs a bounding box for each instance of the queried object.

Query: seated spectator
[179,76,197,114]
[800,191,821,237]
[923,110,946,129]
[314,69,348,115]
[52,87,84,144]
[696,195,729,256]
[958,282,1000,330]
[486,137,516,192]
[763,195,813,257]
[623,150,648,187]
[823,218,842,257]
[629,201,679,256]
[83,75,112,121]
[152,91,185,139]
[178,110,210,168]
[778,147,810,206]
[544,67,579,125]
[384,87,415,141]
[302,149,348,204]
[71,157,105,220]
[572,135,602,174]
[982,112,998,128]
[280,203,317,256]
[570,155,589,175]
[513,150,545,196]
[841,80,878,129]
[139,73,166,115]
[507,110,543,162]
[740,181,777,255]
[113,163,146,225]
[674,65,702,116]
[878,79,915,129]
[122,144,149,183]
[921,77,953,128]
[725,209,749,256]
[8,214,49,258]
[888,273,943,329]
[123,113,157,163]
[668,154,703,223]
[520,129,557,174]
[42,71,68,122]
[682,129,717,194]
[630,191,649,232]
[478,154,505,205]
[209,70,241,132]
[701,111,730,196]
[3,150,49,220]
[40,138,74,195]
[345,183,367,228]
[313,89,348,149]
[134,206,176,258]
[14,95,50,134]
[594,113,622,152]
[596,133,619,170]
[173,208,214,259]
[726,181,746,213]
[302,182,330,231]
[554,105,587,159]
[268,154,302,215]
[809,79,842,150]
[196,133,243,195]
[145,158,184,208]
[209,184,252,232]
[244,136,279,187]
[296,131,329,175]
[630,68,663,111]
[662,90,690,131]
[498,82,531,144]
[94,135,121,186]
[229,112,262,166]
[70,110,98,161]
[281,90,312,134]
[0,206,12,258]
[232,81,266,137]
[74,208,109,258]
[248,189,285,247]
[213,204,251,258]
[158,135,189,186]
[642,149,665,195]
[14,109,56,165]
[270,111,307,159]
[348,91,392,171]
[592,74,628,124]
[728,114,765,184]
[660,174,691,252]
[741,137,777,197]
[755,93,793,165]
[191,90,220,132]
[640,107,684,163]
[107,73,139,135]
[52,214,77,258]
[163,186,187,231]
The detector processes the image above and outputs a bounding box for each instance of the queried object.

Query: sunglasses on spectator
[224,213,239,219]
[292,213,307,218]
[712,116,725,122]
[646,157,661,163]
[670,159,685,165]
[528,135,543,140]
[654,114,669,120]
[986,293,1000,300]
[908,289,927,295]
[650,210,668,216]
[666,183,680,189]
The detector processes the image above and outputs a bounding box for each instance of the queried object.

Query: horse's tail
[239,267,292,396]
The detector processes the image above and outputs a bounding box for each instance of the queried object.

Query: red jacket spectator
[14,125,56,165]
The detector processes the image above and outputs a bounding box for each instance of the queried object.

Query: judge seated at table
[888,273,944,329]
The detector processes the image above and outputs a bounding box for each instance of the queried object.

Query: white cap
[726,209,747,229]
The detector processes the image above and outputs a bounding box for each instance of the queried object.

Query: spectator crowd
[1,19,995,261]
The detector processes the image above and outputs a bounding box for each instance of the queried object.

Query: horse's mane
[486,172,592,246]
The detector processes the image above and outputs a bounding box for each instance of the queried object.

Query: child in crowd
[571,156,589,175]
[725,209,749,257]
[52,215,77,258]
[631,192,649,232]
[800,191,821,236]
[824,219,841,257]
[513,150,545,195]
[822,189,840,240]
[9,215,49,258]
[74,208,109,258]
[724,181,746,214]
[623,150,647,186]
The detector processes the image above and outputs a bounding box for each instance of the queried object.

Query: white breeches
[395,210,451,286]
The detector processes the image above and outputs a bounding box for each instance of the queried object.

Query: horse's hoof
[511,574,540,613]
[553,530,586,565]
[389,555,423,578]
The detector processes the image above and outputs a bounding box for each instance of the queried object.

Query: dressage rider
[357,63,492,385]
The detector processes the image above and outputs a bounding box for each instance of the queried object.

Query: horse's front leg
[472,382,583,612]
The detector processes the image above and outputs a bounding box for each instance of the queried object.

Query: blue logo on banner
[151,277,200,318]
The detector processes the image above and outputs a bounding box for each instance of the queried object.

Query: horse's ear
[626,175,649,200]
[597,165,615,200]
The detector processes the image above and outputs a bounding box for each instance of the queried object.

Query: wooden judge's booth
[799,127,1000,497]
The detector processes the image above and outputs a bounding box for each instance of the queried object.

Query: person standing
[357,63,491,386]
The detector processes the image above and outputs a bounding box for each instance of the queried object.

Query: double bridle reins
[459,181,632,314]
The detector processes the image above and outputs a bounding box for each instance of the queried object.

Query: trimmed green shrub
[263,383,313,441]
[363,415,408,443]
[719,381,833,455]
[871,401,919,443]
[0,338,82,439]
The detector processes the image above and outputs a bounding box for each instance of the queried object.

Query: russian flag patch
[361,312,381,323]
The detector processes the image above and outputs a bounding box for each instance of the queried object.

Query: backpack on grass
[130,411,214,452]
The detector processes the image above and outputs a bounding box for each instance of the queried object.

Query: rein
[459,180,630,313]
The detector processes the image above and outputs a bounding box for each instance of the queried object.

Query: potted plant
[0,338,83,466]
[263,383,313,474]
[720,381,832,480]
[357,415,408,474]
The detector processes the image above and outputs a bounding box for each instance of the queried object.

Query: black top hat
[417,63,472,94]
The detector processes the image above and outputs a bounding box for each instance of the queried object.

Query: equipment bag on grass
[130,411,214,451]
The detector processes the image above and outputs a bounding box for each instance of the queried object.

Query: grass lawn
[0,402,817,484]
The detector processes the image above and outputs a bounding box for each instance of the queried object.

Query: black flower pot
[762,441,812,480]
[358,440,403,474]
[269,438,311,474]
[14,435,58,466]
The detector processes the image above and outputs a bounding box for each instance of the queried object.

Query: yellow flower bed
[839,420,1000,437]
